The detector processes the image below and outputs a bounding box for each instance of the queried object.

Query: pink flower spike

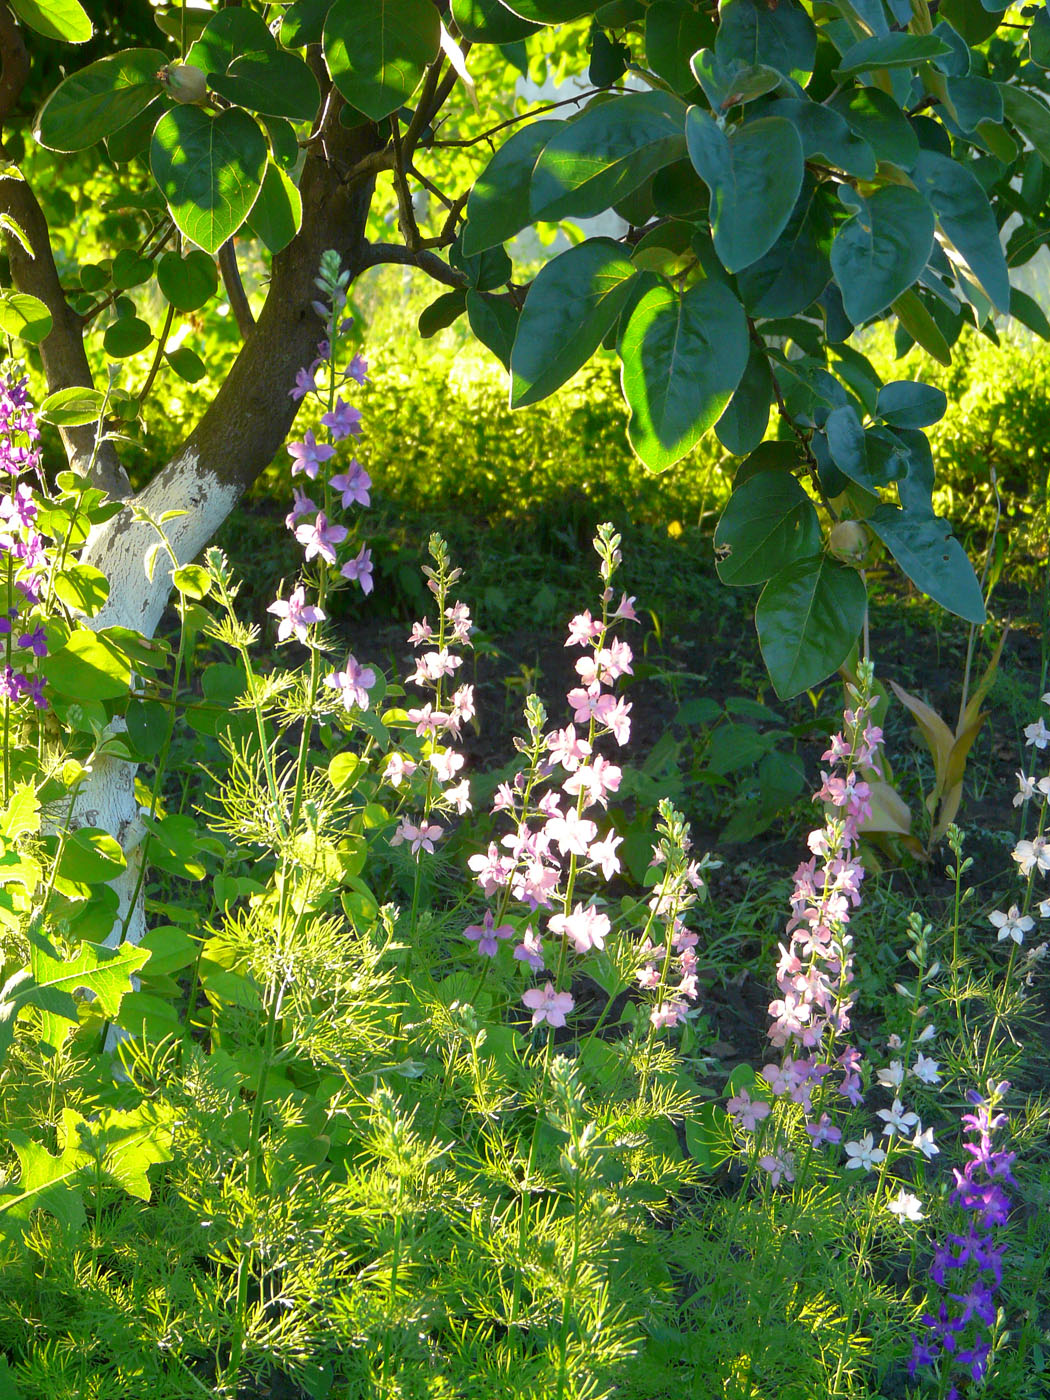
[267,585,325,644]
[341,545,374,595]
[295,510,347,564]
[522,981,574,1029]
[287,429,335,479]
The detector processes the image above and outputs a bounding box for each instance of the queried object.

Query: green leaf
[34,48,166,152]
[825,405,911,490]
[867,505,985,623]
[172,564,212,599]
[714,469,821,585]
[41,625,132,701]
[998,85,1050,162]
[834,33,951,78]
[156,249,218,311]
[686,110,804,273]
[530,90,687,225]
[186,8,277,77]
[691,49,787,110]
[876,380,947,428]
[714,342,773,455]
[245,161,303,254]
[461,119,559,254]
[830,185,934,324]
[165,346,207,383]
[502,0,596,17]
[281,0,335,46]
[1010,286,1050,339]
[52,564,109,617]
[511,238,637,407]
[103,316,151,358]
[452,0,543,42]
[947,74,1002,133]
[892,287,952,365]
[323,0,441,121]
[829,86,918,167]
[736,173,836,317]
[111,250,154,290]
[716,0,816,80]
[620,277,749,471]
[209,51,321,121]
[56,828,126,885]
[418,289,467,337]
[467,289,519,369]
[910,151,1009,313]
[646,0,716,94]
[756,555,867,698]
[449,234,512,291]
[0,291,51,343]
[39,386,105,427]
[773,98,876,179]
[151,106,267,255]
[10,0,91,43]
[684,1103,735,1169]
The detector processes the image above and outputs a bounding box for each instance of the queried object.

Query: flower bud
[158,63,207,104]
[828,519,869,565]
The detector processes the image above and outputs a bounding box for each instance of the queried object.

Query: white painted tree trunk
[75,449,239,948]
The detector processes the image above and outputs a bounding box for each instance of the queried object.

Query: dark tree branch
[359,242,468,289]
[0,173,130,498]
[219,239,255,338]
[0,1,28,133]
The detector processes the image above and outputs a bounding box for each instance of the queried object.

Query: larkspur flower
[513,927,546,972]
[988,904,1034,945]
[522,981,574,1029]
[324,654,376,710]
[321,397,363,441]
[843,1133,885,1171]
[295,510,347,564]
[267,586,325,644]
[341,545,374,595]
[390,818,442,856]
[887,1189,924,1222]
[287,430,335,479]
[330,459,371,507]
[727,1088,771,1132]
[464,909,514,957]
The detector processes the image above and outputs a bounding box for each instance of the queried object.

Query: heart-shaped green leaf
[756,556,867,698]
[35,48,166,152]
[324,0,440,121]
[150,106,267,255]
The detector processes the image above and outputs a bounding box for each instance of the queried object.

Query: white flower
[1014,771,1037,806]
[917,1023,936,1042]
[910,1126,940,1159]
[1012,837,1050,878]
[911,1052,941,1086]
[843,1132,885,1171]
[876,1060,906,1089]
[1039,899,1050,920]
[886,1189,924,1222]
[1025,718,1050,749]
[989,904,1035,945]
[876,1098,920,1137]
[886,1033,903,1049]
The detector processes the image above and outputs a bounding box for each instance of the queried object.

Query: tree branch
[219,239,255,338]
[359,242,468,289]
[0,172,130,498]
[0,1,28,133]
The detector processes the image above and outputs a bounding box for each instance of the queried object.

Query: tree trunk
[59,124,381,946]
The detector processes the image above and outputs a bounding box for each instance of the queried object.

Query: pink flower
[406,703,446,738]
[544,807,598,858]
[321,397,363,441]
[287,430,335,479]
[565,610,602,646]
[514,927,545,971]
[408,618,433,646]
[330,459,371,508]
[444,778,471,814]
[650,1001,686,1029]
[588,831,623,880]
[285,487,317,531]
[391,818,442,856]
[288,366,316,400]
[464,908,515,956]
[547,724,591,772]
[563,755,621,808]
[759,1149,795,1187]
[324,653,376,710]
[522,981,574,1029]
[430,749,465,784]
[468,842,514,896]
[341,545,374,594]
[267,585,325,643]
[727,1088,771,1132]
[612,592,637,621]
[383,752,417,787]
[296,510,347,564]
[548,902,610,954]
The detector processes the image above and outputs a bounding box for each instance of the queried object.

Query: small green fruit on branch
[827,520,870,566]
[157,64,207,105]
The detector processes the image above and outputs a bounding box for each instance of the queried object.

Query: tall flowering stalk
[732,663,883,1165]
[909,1081,1014,1396]
[0,371,48,796]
